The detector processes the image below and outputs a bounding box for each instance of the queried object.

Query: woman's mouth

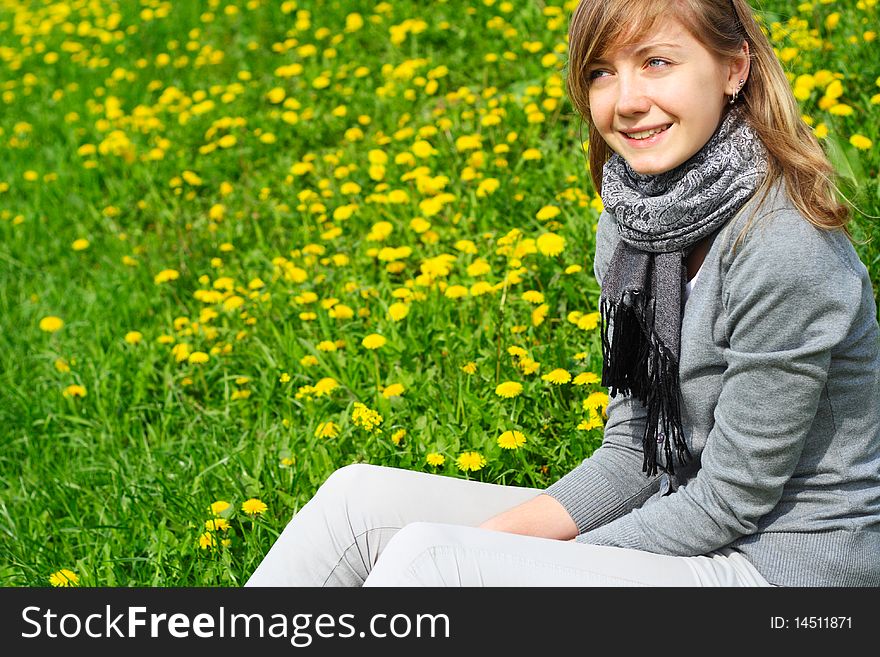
[620,124,672,146]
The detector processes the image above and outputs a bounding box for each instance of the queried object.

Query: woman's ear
[727,41,751,94]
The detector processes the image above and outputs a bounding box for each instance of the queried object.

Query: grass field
[1,0,878,586]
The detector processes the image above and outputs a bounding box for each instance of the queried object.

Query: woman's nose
[615,75,651,116]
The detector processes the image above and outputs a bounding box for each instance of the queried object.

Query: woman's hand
[478,493,579,541]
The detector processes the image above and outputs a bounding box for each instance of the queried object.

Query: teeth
[627,125,670,140]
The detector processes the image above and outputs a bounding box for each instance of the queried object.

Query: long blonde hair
[566,0,854,251]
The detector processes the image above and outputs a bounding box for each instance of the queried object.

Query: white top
[684,262,703,302]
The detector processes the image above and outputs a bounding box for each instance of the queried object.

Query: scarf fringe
[600,292,692,477]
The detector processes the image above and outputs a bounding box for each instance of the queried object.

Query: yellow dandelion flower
[824,78,843,99]
[537,232,565,257]
[223,295,244,312]
[315,421,340,438]
[577,413,605,430]
[154,269,180,284]
[317,340,337,352]
[461,361,477,374]
[62,384,87,398]
[850,135,872,150]
[391,428,406,445]
[314,377,338,396]
[241,498,268,516]
[54,358,70,373]
[329,304,355,319]
[426,452,446,467]
[72,238,90,251]
[205,518,230,532]
[279,372,291,383]
[382,383,405,398]
[199,532,217,549]
[536,206,561,221]
[456,451,487,472]
[444,285,468,299]
[188,351,209,364]
[508,345,527,358]
[497,430,526,450]
[467,259,491,277]
[171,343,191,362]
[470,281,494,296]
[532,303,549,327]
[522,290,545,304]
[124,331,143,344]
[39,316,64,332]
[412,140,435,158]
[388,302,409,321]
[583,391,610,417]
[48,569,79,587]
[577,312,601,330]
[455,134,482,151]
[542,368,571,384]
[455,239,478,254]
[519,357,541,375]
[362,333,387,349]
[209,500,230,515]
[495,381,523,398]
[573,372,601,386]
[182,170,202,186]
[266,87,286,103]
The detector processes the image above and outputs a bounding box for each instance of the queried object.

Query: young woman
[246,0,880,587]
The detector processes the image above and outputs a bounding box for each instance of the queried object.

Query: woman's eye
[588,69,608,80]
[647,58,669,68]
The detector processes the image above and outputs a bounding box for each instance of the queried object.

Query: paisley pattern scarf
[599,105,769,477]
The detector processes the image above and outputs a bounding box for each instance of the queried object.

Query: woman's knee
[364,522,469,586]
[379,521,458,562]
[318,462,387,499]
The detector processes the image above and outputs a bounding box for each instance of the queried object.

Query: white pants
[245,464,773,587]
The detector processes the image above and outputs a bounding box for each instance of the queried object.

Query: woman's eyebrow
[593,42,684,64]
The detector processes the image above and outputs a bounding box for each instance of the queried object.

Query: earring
[729,79,745,105]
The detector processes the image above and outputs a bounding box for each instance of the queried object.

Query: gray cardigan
[544,179,880,586]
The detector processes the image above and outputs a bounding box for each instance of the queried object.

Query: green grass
[0,0,878,586]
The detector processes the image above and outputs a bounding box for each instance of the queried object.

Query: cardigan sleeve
[543,210,664,533]
[577,208,864,554]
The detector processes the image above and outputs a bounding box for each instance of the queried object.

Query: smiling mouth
[621,124,672,141]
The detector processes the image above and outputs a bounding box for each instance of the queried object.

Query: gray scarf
[599,106,769,478]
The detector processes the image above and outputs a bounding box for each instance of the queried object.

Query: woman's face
[587,16,744,175]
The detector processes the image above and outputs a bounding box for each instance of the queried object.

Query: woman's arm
[478,494,579,540]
